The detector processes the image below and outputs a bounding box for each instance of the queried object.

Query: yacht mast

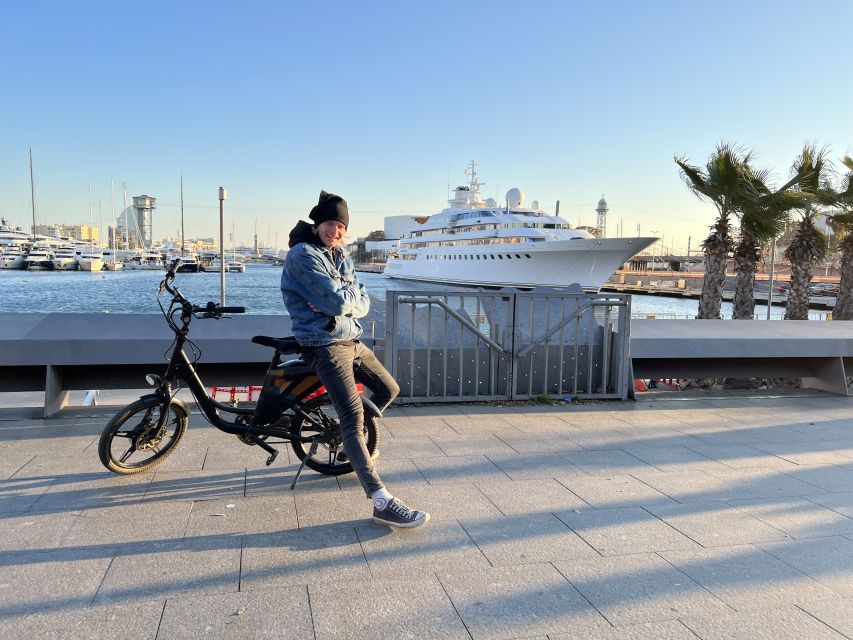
[29,149,36,241]
[180,175,185,256]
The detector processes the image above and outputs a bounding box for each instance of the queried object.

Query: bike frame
[152,279,324,450]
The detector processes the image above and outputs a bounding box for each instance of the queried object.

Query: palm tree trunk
[784,259,812,320]
[732,237,760,319]
[698,246,728,319]
[833,238,853,320]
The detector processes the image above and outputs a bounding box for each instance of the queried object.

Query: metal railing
[384,289,632,403]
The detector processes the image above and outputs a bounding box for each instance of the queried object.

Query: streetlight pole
[219,186,227,305]
[649,229,659,272]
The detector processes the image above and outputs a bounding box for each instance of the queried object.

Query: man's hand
[309,302,323,313]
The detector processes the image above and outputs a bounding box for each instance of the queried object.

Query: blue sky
[2,1,851,253]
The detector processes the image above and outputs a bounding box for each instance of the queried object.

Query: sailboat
[77,182,103,271]
[173,176,200,272]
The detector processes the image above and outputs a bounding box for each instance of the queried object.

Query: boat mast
[180,175,185,257]
[122,183,129,250]
[88,181,94,248]
[29,148,36,241]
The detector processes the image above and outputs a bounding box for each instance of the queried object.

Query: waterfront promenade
[2,392,853,638]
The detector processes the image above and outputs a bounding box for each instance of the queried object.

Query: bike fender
[361,395,382,419]
[139,393,190,417]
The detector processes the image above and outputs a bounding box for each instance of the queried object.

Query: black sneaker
[373,497,430,528]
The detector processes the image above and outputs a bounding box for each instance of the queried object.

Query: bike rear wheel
[289,394,379,476]
[99,397,189,474]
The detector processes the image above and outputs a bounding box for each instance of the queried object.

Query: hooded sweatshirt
[280,220,369,346]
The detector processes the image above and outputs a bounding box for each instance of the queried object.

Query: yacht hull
[77,259,104,272]
[385,237,656,290]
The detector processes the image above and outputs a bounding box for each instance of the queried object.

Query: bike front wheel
[289,394,379,476]
[98,396,189,474]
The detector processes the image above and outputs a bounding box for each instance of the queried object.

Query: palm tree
[731,169,801,319]
[784,145,836,320]
[828,156,853,320]
[675,144,753,319]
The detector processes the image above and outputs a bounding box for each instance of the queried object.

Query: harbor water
[0,264,827,320]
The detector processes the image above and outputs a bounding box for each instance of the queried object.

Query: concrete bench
[630,319,853,395]
[0,313,300,416]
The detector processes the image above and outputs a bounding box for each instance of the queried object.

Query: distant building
[34,223,100,244]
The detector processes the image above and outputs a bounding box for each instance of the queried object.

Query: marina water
[0,264,825,320]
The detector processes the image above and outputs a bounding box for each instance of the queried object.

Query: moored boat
[77,248,104,272]
[52,246,79,270]
[24,244,54,271]
[384,163,657,290]
[0,243,27,270]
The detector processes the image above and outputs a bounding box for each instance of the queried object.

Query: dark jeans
[303,341,400,497]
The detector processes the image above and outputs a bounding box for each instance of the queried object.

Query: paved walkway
[1,394,853,639]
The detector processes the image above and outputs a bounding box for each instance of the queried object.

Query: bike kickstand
[290,440,320,490]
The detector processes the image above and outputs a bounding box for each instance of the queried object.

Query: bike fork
[290,440,320,490]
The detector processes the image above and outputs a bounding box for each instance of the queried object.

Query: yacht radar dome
[531,200,540,211]
[505,188,524,209]
[485,197,497,207]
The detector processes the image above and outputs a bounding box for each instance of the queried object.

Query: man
[281,190,429,528]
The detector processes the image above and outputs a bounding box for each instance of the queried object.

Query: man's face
[317,220,346,249]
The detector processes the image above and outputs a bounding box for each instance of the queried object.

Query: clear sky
[2,0,851,254]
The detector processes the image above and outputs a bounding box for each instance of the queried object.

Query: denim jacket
[281,224,370,346]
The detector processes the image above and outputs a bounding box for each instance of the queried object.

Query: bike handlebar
[191,301,246,316]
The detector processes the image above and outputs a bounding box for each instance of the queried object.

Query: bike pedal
[265,450,279,466]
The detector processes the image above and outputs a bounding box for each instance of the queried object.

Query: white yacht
[0,243,27,270]
[227,259,246,273]
[384,164,657,290]
[101,248,124,271]
[52,245,79,270]
[24,243,54,271]
[0,218,32,250]
[77,247,104,272]
[125,250,164,270]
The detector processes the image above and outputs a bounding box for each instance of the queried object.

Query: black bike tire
[289,394,379,476]
[98,397,189,474]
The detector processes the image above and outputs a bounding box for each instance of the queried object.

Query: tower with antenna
[595,195,609,238]
[132,195,156,248]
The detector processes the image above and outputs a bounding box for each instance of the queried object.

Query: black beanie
[308,190,349,229]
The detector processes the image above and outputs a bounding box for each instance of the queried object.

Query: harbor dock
[1,391,853,638]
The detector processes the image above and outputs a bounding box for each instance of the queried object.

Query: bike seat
[252,335,302,354]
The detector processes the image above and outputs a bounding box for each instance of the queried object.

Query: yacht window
[498,255,503,259]
[525,254,531,258]
[515,254,521,259]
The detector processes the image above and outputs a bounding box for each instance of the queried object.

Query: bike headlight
[145,374,162,387]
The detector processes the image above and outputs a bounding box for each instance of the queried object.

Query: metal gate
[384,289,631,403]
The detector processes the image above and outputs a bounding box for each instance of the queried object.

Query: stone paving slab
[474,478,589,514]
[357,519,491,573]
[554,552,732,626]
[60,501,192,546]
[0,601,163,640]
[645,502,791,547]
[4,395,853,638]
[437,562,606,640]
[459,513,598,565]
[680,604,848,639]
[557,473,678,509]
[758,536,853,596]
[798,597,853,638]
[239,526,372,590]
[184,494,298,537]
[158,587,314,640]
[311,575,471,640]
[730,496,853,539]
[554,506,702,556]
[93,536,242,604]
[660,544,839,610]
